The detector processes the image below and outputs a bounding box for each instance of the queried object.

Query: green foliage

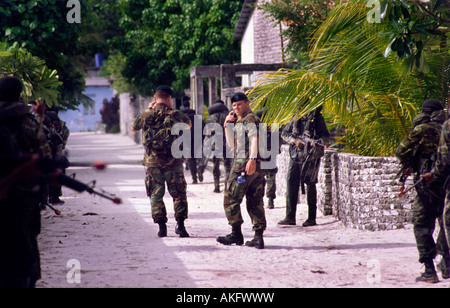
[0,42,61,106]
[100,52,136,94]
[380,0,450,74]
[110,0,242,97]
[259,0,335,63]
[248,0,449,157]
[0,0,94,110]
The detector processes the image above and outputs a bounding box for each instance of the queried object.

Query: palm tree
[248,0,449,157]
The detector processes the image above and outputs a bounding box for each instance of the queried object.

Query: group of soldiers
[132,85,450,284]
[396,98,450,284]
[0,76,70,288]
[131,86,330,250]
[4,75,445,287]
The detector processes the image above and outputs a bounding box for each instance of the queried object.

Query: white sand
[35,132,450,288]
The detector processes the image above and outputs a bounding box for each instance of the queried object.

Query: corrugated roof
[233,0,258,40]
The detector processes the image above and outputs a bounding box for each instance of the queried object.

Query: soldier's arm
[131,112,144,132]
[431,121,450,179]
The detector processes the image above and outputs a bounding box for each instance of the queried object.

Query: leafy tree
[110,0,242,97]
[259,0,335,63]
[380,0,449,74]
[249,0,449,157]
[0,0,95,110]
[0,42,61,106]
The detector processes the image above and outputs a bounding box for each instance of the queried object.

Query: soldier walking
[216,92,267,249]
[396,99,449,283]
[131,85,191,238]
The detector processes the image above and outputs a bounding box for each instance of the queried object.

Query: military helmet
[422,99,443,114]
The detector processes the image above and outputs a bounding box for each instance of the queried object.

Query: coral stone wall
[276,146,415,230]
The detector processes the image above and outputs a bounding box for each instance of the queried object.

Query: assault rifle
[296,135,327,194]
[0,156,122,214]
[399,178,424,197]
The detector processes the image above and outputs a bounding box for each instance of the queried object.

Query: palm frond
[248,0,439,156]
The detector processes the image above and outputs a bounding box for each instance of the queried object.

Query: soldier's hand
[294,139,304,149]
[224,111,236,125]
[421,172,435,184]
[245,159,256,175]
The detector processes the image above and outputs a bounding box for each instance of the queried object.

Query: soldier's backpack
[142,106,184,158]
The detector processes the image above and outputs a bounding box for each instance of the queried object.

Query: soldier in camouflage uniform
[257,109,282,209]
[396,99,449,283]
[279,106,330,227]
[206,99,232,192]
[0,76,51,288]
[216,93,267,249]
[422,105,450,282]
[131,85,191,238]
[34,103,70,205]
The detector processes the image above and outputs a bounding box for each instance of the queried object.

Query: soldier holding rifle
[278,106,330,227]
[396,99,449,283]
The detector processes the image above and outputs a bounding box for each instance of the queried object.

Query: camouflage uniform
[430,119,450,258]
[206,101,232,192]
[280,108,330,226]
[132,104,191,224]
[42,109,70,203]
[396,110,448,280]
[256,109,282,208]
[0,100,51,288]
[223,109,267,231]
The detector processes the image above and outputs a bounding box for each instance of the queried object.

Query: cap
[422,99,443,113]
[156,85,173,96]
[231,92,248,103]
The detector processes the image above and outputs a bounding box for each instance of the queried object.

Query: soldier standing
[131,85,191,238]
[206,99,232,192]
[181,99,205,184]
[396,99,449,283]
[256,109,282,209]
[422,107,450,281]
[42,105,70,205]
[0,76,51,288]
[216,92,267,249]
[278,106,330,227]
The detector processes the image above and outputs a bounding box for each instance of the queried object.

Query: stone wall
[276,145,415,231]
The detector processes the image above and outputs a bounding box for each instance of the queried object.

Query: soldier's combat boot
[175,219,190,238]
[158,222,167,238]
[213,178,221,193]
[302,219,317,227]
[245,230,264,249]
[278,217,296,225]
[415,260,439,283]
[267,198,274,209]
[437,256,450,279]
[217,225,244,246]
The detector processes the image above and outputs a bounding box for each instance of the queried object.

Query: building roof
[233,0,258,40]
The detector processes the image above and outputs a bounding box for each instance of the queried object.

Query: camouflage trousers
[223,170,267,231]
[145,164,188,223]
[444,189,450,250]
[212,157,232,185]
[412,182,449,263]
[265,167,278,199]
